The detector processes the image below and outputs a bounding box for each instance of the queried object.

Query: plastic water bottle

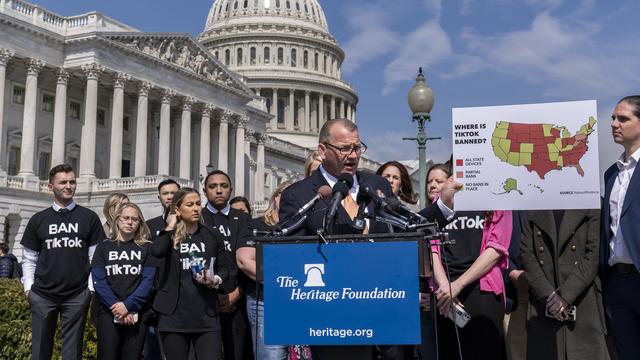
[189,251,204,277]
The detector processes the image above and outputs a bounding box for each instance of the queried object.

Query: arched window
[237,48,243,66]
[214,51,219,59]
[254,0,259,7]
[225,49,231,66]
[244,0,248,8]
[323,55,327,73]
[303,50,309,68]
[311,3,315,15]
[277,98,285,125]
[296,1,300,11]
[276,0,281,8]
[264,47,271,64]
[277,47,284,65]
[291,48,297,67]
[314,53,319,71]
[304,2,308,13]
[250,47,257,65]
[234,0,238,10]
[226,0,230,12]
[286,0,291,9]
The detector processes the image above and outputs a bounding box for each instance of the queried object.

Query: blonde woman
[151,188,230,360]
[102,193,130,234]
[91,202,156,360]
[237,180,292,360]
[304,151,322,178]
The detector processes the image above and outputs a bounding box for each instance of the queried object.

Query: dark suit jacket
[279,169,447,236]
[150,224,230,316]
[201,207,252,293]
[147,215,166,237]
[600,163,640,280]
[520,210,607,360]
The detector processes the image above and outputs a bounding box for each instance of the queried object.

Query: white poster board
[452,100,600,211]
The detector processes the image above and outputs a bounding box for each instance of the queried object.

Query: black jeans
[160,331,222,360]
[95,306,148,360]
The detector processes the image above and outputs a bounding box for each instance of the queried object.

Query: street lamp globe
[407,67,434,118]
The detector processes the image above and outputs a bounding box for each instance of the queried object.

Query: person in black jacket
[201,170,254,360]
[151,188,231,360]
[147,179,181,237]
[91,203,157,360]
[0,242,21,279]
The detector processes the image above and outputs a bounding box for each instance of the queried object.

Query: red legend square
[456,159,464,167]
[456,171,464,178]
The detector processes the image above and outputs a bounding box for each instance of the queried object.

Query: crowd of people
[6,95,640,360]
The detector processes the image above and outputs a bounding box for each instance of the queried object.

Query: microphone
[352,187,370,230]
[385,197,427,224]
[293,185,332,217]
[323,173,354,233]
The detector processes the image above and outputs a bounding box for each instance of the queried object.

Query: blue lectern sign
[264,242,419,345]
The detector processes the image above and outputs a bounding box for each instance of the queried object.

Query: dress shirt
[206,202,231,216]
[608,149,640,266]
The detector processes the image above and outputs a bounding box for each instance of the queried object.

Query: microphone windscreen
[385,197,404,212]
[337,173,354,188]
[332,181,350,197]
[318,185,332,199]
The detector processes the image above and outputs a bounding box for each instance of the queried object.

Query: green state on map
[492,178,523,195]
[491,117,596,179]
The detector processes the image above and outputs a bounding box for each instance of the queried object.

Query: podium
[252,231,438,346]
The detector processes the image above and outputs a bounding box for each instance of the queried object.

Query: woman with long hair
[151,188,231,360]
[376,161,418,210]
[425,163,512,360]
[102,193,129,234]
[91,202,156,360]
[237,180,293,360]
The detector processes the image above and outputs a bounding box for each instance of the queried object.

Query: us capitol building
[0,0,380,257]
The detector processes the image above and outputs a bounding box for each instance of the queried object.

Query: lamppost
[404,68,438,208]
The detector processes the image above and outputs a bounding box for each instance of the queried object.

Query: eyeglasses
[118,216,141,224]
[323,142,368,156]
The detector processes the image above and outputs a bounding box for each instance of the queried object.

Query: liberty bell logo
[304,264,326,287]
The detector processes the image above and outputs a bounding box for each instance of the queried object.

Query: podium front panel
[264,241,420,345]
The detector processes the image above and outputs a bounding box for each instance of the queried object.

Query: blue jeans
[246,295,287,360]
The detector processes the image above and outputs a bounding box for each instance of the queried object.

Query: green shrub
[0,279,98,360]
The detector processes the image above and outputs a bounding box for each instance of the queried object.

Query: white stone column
[51,69,69,166]
[134,81,153,177]
[158,89,174,176]
[330,95,336,119]
[270,88,278,129]
[0,49,14,173]
[318,94,325,130]
[244,128,254,157]
[78,62,104,178]
[179,97,194,179]
[256,133,266,201]
[108,73,130,178]
[200,104,214,178]
[234,115,248,196]
[287,89,295,130]
[340,98,345,119]
[304,91,310,132]
[218,110,232,172]
[18,58,45,177]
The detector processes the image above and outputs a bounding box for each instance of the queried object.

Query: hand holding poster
[452,100,600,211]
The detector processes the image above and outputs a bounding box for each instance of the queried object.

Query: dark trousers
[28,288,91,360]
[505,285,528,360]
[436,284,505,360]
[605,269,640,360]
[220,298,254,360]
[160,331,222,360]
[143,325,163,360]
[95,306,147,360]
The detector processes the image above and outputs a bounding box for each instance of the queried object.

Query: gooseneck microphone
[271,185,332,236]
[293,185,332,217]
[323,173,354,234]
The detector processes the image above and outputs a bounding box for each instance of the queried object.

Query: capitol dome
[200,0,358,149]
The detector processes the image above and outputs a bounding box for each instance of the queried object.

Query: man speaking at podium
[278,118,457,359]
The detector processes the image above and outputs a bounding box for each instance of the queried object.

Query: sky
[27,0,640,179]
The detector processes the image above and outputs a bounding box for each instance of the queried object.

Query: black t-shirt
[201,208,240,294]
[238,218,273,300]
[91,239,157,306]
[441,211,485,281]
[21,206,105,301]
[157,227,227,332]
